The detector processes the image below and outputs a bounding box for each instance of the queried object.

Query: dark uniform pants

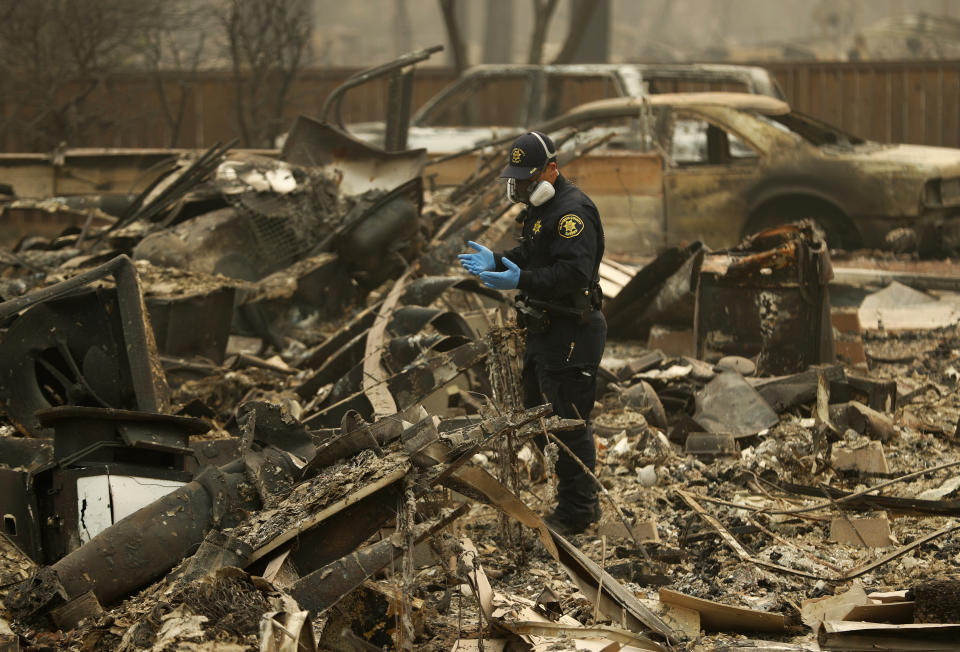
[523,309,606,520]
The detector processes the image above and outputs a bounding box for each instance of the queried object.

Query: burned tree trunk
[483,0,513,63]
[438,0,468,74]
[528,0,560,64]
[552,0,608,64]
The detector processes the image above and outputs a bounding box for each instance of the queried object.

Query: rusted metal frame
[320,44,443,129]
[428,405,554,487]
[676,490,824,581]
[151,142,237,227]
[106,140,235,236]
[0,254,168,414]
[296,330,369,402]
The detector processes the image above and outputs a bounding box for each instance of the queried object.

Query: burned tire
[742,200,860,251]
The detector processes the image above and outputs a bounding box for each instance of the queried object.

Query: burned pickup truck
[448,92,960,257]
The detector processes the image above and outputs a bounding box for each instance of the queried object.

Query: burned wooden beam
[676,490,823,580]
[289,506,466,616]
[818,620,960,650]
[776,481,960,517]
[302,411,404,475]
[245,462,411,566]
[839,401,898,442]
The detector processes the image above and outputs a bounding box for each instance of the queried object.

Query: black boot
[544,502,602,536]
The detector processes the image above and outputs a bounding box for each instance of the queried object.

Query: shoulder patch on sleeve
[557,214,584,238]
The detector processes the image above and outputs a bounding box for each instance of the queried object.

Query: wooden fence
[3,61,960,151]
[766,60,960,149]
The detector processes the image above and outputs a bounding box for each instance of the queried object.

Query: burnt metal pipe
[320,44,443,130]
[51,462,256,605]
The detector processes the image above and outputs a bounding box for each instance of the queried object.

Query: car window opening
[670,118,758,165]
[762,111,865,147]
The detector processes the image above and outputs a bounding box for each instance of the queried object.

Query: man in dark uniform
[459,131,606,536]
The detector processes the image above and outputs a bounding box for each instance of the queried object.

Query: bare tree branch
[140,2,213,146]
[220,0,312,148]
[0,0,171,150]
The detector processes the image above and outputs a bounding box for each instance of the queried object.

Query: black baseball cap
[500,131,557,179]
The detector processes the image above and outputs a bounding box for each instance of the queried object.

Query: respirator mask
[506,176,556,206]
[505,132,557,207]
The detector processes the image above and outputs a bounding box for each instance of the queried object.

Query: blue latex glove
[479,257,520,290]
[458,240,494,276]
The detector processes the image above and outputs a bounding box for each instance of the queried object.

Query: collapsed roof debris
[2,95,960,652]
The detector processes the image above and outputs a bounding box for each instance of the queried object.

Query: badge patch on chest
[532,219,542,234]
[558,214,584,238]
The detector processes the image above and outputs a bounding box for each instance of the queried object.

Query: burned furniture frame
[0,254,169,433]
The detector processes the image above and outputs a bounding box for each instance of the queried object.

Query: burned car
[519,92,960,256]
[349,63,784,153]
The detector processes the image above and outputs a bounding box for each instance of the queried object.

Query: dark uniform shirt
[494,174,606,368]
[495,174,604,305]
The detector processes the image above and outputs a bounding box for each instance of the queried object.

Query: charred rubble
[0,117,959,652]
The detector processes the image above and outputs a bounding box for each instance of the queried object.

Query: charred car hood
[831,143,960,177]
[347,122,516,154]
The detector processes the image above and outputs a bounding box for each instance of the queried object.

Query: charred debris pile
[0,120,959,651]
